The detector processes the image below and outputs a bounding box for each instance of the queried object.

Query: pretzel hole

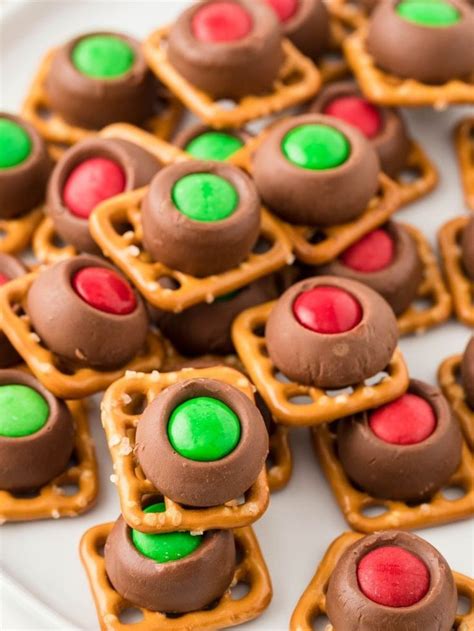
[67,451,80,468]
[157,275,181,291]
[412,296,432,313]
[325,386,353,398]
[364,370,389,387]
[52,231,67,249]
[53,356,77,375]
[251,324,265,337]
[112,220,135,237]
[441,485,466,501]
[320,50,345,65]
[289,394,313,405]
[230,581,250,600]
[253,235,273,254]
[37,104,53,121]
[327,421,339,436]
[281,69,304,87]
[360,503,389,518]
[0,228,7,241]
[96,543,105,557]
[457,594,472,615]
[307,229,327,245]
[398,166,423,185]
[312,614,332,630]
[118,607,144,624]
[121,391,148,416]
[274,370,291,384]
[56,482,79,496]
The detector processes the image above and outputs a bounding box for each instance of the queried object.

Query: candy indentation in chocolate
[0,384,49,438]
[72,35,135,78]
[282,124,350,170]
[185,131,244,161]
[340,229,395,272]
[168,396,241,461]
[172,173,239,222]
[396,0,461,27]
[369,393,437,445]
[0,119,32,169]
[63,158,126,219]
[357,546,430,607]
[131,502,203,562]
[72,267,137,315]
[323,96,383,140]
[293,286,363,334]
[192,2,253,42]
[264,0,299,22]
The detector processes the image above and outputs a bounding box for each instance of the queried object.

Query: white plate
[0,2,473,629]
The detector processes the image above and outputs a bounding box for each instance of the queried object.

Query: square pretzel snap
[397,224,452,336]
[0,207,43,255]
[0,399,98,523]
[21,49,183,157]
[438,217,474,327]
[101,367,269,533]
[311,424,474,533]
[0,273,166,400]
[455,118,474,211]
[344,27,474,107]
[143,26,321,129]
[290,531,474,631]
[90,187,293,313]
[80,523,272,631]
[439,354,474,451]
[232,301,409,426]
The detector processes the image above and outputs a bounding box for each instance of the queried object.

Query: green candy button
[186,132,244,161]
[132,503,203,563]
[72,35,135,79]
[172,173,239,222]
[282,124,351,170]
[0,385,49,438]
[0,119,32,169]
[396,0,461,26]
[168,396,241,461]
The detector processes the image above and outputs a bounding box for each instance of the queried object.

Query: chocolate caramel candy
[461,336,474,409]
[252,114,380,226]
[461,215,474,280]
[136,378,268,507]
[167,0,284,99]
[0,370,74,492]
[27,256,148,371]
[0,255,27,368]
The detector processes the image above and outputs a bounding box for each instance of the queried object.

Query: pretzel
[318,19,351,85]
[397,223,452,336]
[32,124,190,265]
[439,355,474,451]
[0,399,98,523]
[232,301,409,426]
[101,367,269,533]
[21,49,183,156]
[311,423,474,533]
[90,187,293,313]
[144,26,321,129]
[396,141,439,207]
[0,273,165,399]
[0,207,43,255]
[290,531,474,631]
[438,217,474,327]
[81,524,272,631]
[455,118,474,211]
[344,27,474,107]
[327,0,368,30]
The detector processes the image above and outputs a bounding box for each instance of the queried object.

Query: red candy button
[369,393,437,445]
[0,273,10,286]
[324,96,383,139]
[72,267,137,315]
[293,286,362,334]
[192,1,253,42]
[357,546,430,608]
[340,229,395,273]
[63,158,126,220]
[264,0,299,22]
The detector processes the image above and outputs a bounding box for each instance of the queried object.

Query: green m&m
[0,119,32,169]
[72,35,135,79]
[168,396,241,461]
[282,124,351,170]
[0,384,49,438]
[185,132,244,162]
[132,503,203,562]
[172,173,239,222]
[396,0,461,26]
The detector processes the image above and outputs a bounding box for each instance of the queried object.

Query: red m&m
[324,96,383,140]
[0,274,10,286]
[264,0,299,22]
[340,229,395,273]
[369,393,437,445]
[192,2,253,42]
[72,267,137,315]
[293,286,362,334]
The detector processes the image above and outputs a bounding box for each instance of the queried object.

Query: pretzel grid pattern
[21,49,182,153]
[397,223,452,335]
[232,301,409,426]
[455,118,474,211]
[439,354,474,451]
[312,424,474,533]
[143,27,321,129]
[0,273,165,399]
[90,187,293,312]
[0,207,43,255]
[438,217,474,327]
[81,524,272,631]
[290,531,474,631]
[0,399,98,523]
[344,28,474,107]
[101,367,269,533]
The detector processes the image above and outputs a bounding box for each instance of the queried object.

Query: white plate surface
[0,2,473,629]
